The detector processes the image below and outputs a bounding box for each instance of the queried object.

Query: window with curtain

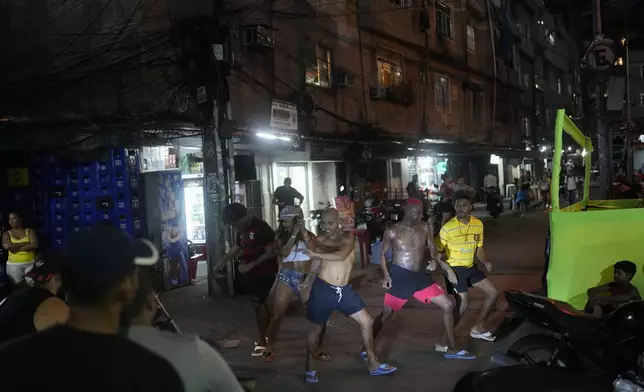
[305,45,332,87]
[376,51,403,87]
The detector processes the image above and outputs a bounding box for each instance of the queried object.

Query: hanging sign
[586,39,615,71]
[270,99,298,132]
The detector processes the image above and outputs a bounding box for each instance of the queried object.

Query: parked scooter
[484,186,504,218]
[491,290,644,380]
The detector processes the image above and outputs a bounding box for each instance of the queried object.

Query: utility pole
[181,20,233,297]
[623,1,633,179]
[593,0,611,199]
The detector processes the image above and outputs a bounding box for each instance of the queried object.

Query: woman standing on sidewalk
[261,206,330,362]
[2,212,38,286]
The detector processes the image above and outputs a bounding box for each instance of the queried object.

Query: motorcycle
[357,198,387,242]
[453,364,644,392]
[491,290,644,380]
[384,203,404,223]
[484,186,503,218]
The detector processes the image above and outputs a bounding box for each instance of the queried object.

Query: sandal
[314,351,332,361]
[250,343,267,357]
[305,370,319,383]
[369,363,398,376]
[444,349,476,360]
[434,344,448,353]
[470,329,496,342]
[360,351,368,362]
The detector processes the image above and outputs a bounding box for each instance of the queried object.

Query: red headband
[406,198,423,206]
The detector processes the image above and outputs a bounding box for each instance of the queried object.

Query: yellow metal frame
[551,109,594,211]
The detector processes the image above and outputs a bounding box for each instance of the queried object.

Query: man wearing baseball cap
[0,225,185,391]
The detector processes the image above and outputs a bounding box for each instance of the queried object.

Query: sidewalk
[158,212,549,391]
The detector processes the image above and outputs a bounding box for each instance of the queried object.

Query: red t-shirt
[236,217,278,278]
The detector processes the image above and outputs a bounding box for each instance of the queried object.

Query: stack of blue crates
[31,148,143,251]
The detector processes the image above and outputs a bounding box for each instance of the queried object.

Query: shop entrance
[274,163,309,225]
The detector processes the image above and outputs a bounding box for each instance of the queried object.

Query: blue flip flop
[305,370,319,383]
[369,363,398,376]
[444,350,476,360]
[360,351,368,362]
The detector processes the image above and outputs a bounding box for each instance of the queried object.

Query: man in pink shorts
[366,198,475,360]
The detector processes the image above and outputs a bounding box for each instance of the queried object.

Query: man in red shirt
[215,203,278,356]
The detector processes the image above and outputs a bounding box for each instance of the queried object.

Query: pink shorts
[384,283,445,311]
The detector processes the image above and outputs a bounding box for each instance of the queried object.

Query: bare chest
[316,236,343,253]
[392,225,427,250]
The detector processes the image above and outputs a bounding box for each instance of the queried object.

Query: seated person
[585,260,641,316]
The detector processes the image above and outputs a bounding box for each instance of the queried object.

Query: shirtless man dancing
[300,208,397,383]
[370,199,475,359]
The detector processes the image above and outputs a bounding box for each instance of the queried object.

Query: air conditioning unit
[334,72,354,87]
[369,85,387,99]
[243,25,273,47]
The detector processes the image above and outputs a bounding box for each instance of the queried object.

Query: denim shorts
[277,268,306,295]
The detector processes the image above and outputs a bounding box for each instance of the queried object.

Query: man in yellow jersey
[436,190,499,342]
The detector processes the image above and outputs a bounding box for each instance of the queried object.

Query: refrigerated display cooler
[182,174,206,244]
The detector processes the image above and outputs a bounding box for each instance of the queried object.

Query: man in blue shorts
[300,208,397,383]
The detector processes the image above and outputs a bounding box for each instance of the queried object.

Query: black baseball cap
[62,225,159,299]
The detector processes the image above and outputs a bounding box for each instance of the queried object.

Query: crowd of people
[0,177,501,389]
[212,187,499,382]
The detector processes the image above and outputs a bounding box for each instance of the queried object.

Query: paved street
[159,211,549,391]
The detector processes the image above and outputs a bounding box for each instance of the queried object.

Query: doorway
[273,163,309,226]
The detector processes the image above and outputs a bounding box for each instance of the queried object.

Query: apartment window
[305,45,332,87]
[546,29,556,46]
[435,2,452,38]
[640,93,644,107]
[516,20,523,35]
[523,73,530,88]
[466,25,476,52]
[469,92,483,121]
[567,82,572,95]
[435,74,451,110]
[556,78,562,94]
[376,51,403,87]
[522,117,531,137]
[391,0,412,7]
[640,65,644,78]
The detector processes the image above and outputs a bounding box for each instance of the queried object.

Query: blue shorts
[306,277,365,325]
[277,268,306,295]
